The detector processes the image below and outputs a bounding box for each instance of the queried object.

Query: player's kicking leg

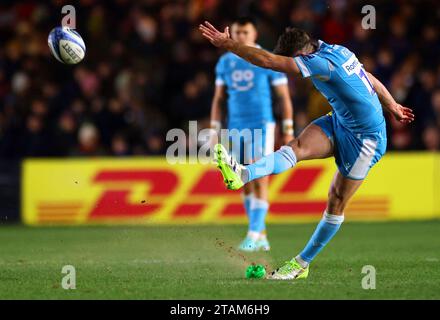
[214,123,332,190]
[268,172,363,279]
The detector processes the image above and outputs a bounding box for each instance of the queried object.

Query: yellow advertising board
[22,153,440,225]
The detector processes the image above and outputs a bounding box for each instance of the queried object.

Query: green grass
[0,221,439,299]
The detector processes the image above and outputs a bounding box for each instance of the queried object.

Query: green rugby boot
[213,144,245,190]
[267,258,309,280]
[255,237,271,251]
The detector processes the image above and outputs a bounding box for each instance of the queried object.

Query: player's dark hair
[232,16,257,28]
[273,27,316,57]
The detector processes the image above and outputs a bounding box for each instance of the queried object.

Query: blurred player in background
[210,17,294,252]
[200,22,414,279]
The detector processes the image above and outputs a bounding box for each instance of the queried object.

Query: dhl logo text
[32,165,389,224]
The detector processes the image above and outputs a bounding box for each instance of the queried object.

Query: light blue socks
[243,193,253,219]
[297,212,344,266]
[243,146,297,183]
[248,197,269,233]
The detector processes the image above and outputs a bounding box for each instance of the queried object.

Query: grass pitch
[0,221,439,299]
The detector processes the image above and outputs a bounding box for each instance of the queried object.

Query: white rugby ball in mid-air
[47,27,86,64]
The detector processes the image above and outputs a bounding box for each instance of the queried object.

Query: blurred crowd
[0,0,439,158]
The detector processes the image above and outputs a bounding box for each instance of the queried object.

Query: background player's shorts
[228,122,275,165]
[313,113,387,180]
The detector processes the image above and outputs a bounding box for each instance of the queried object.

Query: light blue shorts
[228,122,275,165]
[313,113,387,180]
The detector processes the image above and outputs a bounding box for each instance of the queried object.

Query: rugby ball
[48,27,86,64]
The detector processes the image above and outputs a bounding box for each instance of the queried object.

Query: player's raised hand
[392,104,415,124]
[199,21,231,48]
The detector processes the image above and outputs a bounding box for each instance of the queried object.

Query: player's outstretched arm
[199,21,300,74]
[367,72,415,124]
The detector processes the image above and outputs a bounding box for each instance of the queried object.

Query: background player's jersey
[216,49,288,130]
[294,40,385,133]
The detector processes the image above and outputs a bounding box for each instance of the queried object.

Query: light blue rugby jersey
[294,40,385,133]
[215,48,288,130]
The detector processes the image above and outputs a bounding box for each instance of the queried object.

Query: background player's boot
[256,238,271,251]
[214,144,244,190]
[238,237,258,252]
[266,258,309,280]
